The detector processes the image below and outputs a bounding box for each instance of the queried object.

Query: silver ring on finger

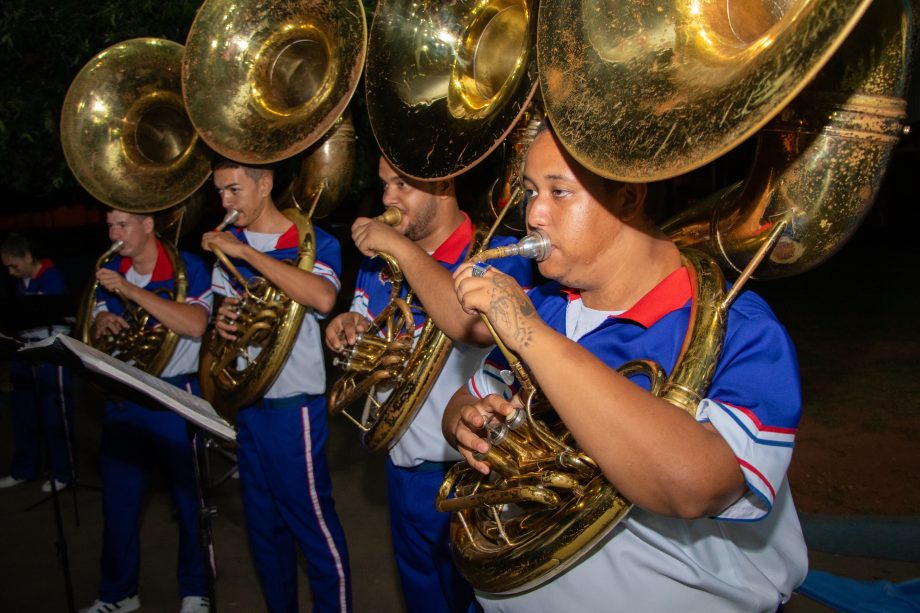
[471,261,490,278]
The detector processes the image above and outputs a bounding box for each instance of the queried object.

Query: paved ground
[1,383,918,613]
[0,382,401,612]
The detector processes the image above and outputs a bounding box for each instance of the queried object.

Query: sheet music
[19,334,236,442]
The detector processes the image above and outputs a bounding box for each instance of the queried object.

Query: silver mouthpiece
[215,209,240,231]
[513,229,551,262]
[475,229,551,263]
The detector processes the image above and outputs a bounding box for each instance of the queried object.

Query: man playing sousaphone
[325,156,532,613]
[443,124,807,611]
[201,159,351,613]
[83,209,213,613]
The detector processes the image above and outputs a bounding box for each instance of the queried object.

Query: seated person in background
[1,233,75,493]
[325,156,532,613]
[443,123,807,613]
[82,210,213,613]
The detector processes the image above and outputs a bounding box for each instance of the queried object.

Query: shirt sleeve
[466,346,517,401]
[93,263,118,316]
[182,253,214,315]
[313,227,342,293]
[350,259,375,319]
[92,297,109,317]
[696,303,801,521]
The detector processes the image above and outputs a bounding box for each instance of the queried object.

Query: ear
[142,215,155,234]
[436,179,455,199]
[617,182,647,222]
[258,172,274,198]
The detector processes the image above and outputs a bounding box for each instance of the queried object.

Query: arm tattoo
[488,276,536,348]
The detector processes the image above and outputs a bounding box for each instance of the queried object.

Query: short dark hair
[533,119,626,195]
[212,157,274,181]
[1,233,33,258]
[105,209,152,222]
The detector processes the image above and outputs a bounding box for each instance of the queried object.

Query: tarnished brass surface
[74,239,188,378]
[662,0,914,278]
[276,113,357,218]
[199,207,316,422]
[365,0,539,179]
[328,181,532,451]
[182,0,367,164]
[60,38,211,211]
[537,0,875,181]
[436,250,729,594]
[328,217,474,451]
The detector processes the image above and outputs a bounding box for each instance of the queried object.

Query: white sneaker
[80,595,140,613]
[0,475,26,489]
[180,595,210,612]
[41,479,70,493]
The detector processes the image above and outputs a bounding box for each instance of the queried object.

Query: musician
[324,157,532,613]
[1,233,74,493]
[202,159,351,613]
[82,210,213,613]
[444,124,808,612]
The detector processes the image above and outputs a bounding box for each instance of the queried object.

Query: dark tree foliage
[0,0,381,212]
[0,0,201,208]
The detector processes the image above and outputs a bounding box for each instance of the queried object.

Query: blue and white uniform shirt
[94,240,213,378]
[18,259,67,296]
[17,259,71,340]
[210,223,342,398]
[352,213,533,467]
[469,267,807,611]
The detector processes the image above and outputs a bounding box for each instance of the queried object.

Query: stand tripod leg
[192,431,219,613]
[203,435,238,490]
[27,361,76,612]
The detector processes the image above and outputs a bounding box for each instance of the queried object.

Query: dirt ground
[754,238,920,517]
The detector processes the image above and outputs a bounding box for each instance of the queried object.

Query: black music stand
[3,296,81,611]
[19,345,100,520]
[15,334,235,613]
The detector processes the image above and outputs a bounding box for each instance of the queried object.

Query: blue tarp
[798,570,920,612]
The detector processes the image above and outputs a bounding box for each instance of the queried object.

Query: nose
[381,185,398,207]
[525,192,550,230]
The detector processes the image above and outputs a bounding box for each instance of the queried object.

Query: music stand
[4,293,86,504]
[15,333,235,613]
[18,354,99,521]
[2,332,80,611]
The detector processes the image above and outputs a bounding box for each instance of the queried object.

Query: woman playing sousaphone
[442,124,807,611]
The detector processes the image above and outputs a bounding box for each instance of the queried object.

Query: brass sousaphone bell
[439,0,917,594]
[365,0,540,180]
[328,0,541,450]
[183,0,367,420]
[539,0,914,278]
[61,38,212,375]
[61,38,211,214]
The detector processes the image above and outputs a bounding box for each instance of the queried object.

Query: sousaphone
[328,0,540,450]
[438,0,917,594]
[183,0,367,420]
[61,38,212,376]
